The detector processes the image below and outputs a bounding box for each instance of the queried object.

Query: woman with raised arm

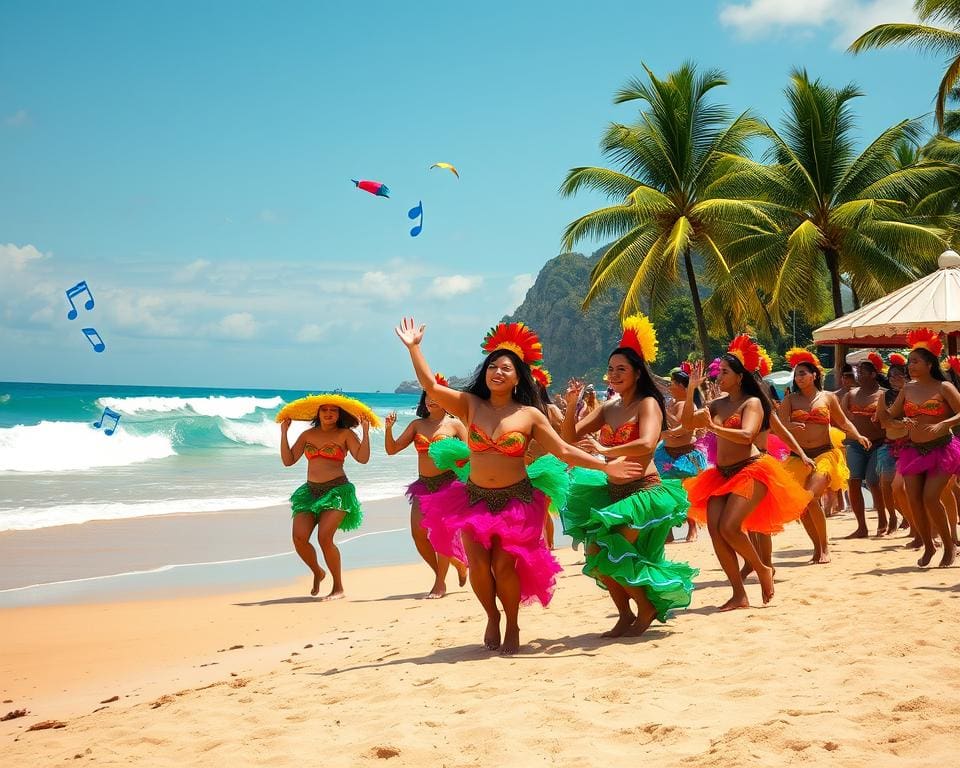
[560,315,698,638]
[681,336,812,611]
[394,318,643,655]
[277,394,376,600]
[656,363,710,543]
[881,330,960,568]
[780,349,867,564]
[384,373,468,598]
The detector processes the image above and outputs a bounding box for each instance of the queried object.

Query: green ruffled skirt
[290,481,363,531]
[561,467,698,621]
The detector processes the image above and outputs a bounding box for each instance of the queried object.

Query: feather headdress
[727,334,761,374]
[617,313,658,362]
[906,328,943,358]
[481,322,544,367]
[785,347,821,371]
[531,366,552,389]
[887,352,907,368]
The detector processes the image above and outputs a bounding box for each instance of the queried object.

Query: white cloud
[350,270,411,300]
[719,0,917,46]
[172,259,210,283]
[296,322,332,343]
[4,109,30,127]
[0,243,47,271]
[426,274,484,298]
[507,273,535,312]
[216,312,258,339]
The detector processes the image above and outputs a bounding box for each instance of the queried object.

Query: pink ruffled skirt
[897,436,960,476]
[418,480,561,607]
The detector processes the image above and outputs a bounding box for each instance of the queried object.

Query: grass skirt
[897,435,960,476]
[682,454,810,535]
[783,446,849,492]
[418,481,561,606]
[654,442,708,479]
[561,468,698,621]
[290,481,362,531]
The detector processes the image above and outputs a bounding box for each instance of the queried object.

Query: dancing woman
[880,330,960,567]
[681,336,812,610]
[277,394,377,599]
[780,349,867,564]
[560,315,698,638]
[527,367,565,550]
[384,373,468,598]
[395,318,642,654]
[656,364,709,542]
[875,354,911,538]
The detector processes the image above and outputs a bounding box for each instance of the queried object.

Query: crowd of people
[275,318,960,654]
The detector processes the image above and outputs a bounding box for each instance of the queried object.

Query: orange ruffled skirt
[682,453,811,535]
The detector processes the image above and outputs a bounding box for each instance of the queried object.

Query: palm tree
[718,69,953,324]
[559,62,774,359]
[849,0,960,129]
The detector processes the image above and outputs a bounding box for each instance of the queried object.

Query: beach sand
[3,508,959,767]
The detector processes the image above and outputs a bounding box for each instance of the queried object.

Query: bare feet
[426,582,446,599]
[484,612,501,650]
[906,537,924,550]
[757,565,775,604]
[626,605,658,637]
[886,515,898,535]
[844,528,869,539]
[455,561,468,588]
[812,550,831,564]
[500,624,520,655]
[918,544,937,568]
[938,545,956,568]
[601,611,636,638]
[310,568,327,597]
[718,594,750,612]
[684,530,698,543]
[874,527,887,538]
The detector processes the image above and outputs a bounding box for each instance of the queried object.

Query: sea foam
[98,395,283,419]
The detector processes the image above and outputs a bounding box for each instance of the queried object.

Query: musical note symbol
[82,327,106,353]
[408,201,423,237]
[93,406,121,436]
[65,281,95,320]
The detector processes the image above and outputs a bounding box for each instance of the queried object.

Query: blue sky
[0,0,941,391]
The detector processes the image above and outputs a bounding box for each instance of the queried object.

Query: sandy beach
[4,504,959,767]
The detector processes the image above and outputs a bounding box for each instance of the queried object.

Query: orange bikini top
[467,423,527,457]
[721,411,742,429]
[413,433,453,454]
[599,418,639,447]
[848,400,878,417]
[903,395,947,418]
[791,406,831,425]
[304,442,346,462]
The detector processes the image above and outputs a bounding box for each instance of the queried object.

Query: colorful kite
[352,179,390,197]
[429,162,459,178]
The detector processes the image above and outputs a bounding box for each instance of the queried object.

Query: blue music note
[65,281,95,320]
[93,406,121,436]
[82,327,106,353]
[408,201,423,237]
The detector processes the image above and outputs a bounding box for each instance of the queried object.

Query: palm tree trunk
[851,284,861,310]
[683,247,711,358]
[824,248,845,318]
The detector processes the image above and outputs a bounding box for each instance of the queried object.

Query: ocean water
[0,382,421,532]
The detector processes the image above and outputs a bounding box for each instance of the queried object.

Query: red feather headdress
[481,322,544,367]
[727,334,761,374]
[906,328,943,358]
[865,352,886,374]
[531,366,552,389]
[434,372,449,387]
[785,347,821,371]
[618,313,658,362]
[757,346,773,378]
[887,352,907,368]
[945,356,960,377]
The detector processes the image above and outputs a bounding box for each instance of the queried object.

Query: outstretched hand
[384,411,398,429]
[395,317,425,348]
[689,360,705,390]
[565,378,584,407]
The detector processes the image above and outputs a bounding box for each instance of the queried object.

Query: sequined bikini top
[413,433,453,454]
[791,406,831,424]
[903,395,947,418]
[599,418,639,447]
[848,400,878,417]
[721,410,743,429]
[304,442,346,462]
[467,423,527,457]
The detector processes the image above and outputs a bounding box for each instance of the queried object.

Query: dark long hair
[466,350,545,412]
[790,361,823,393]
[415,391,431,418]
[913,348,947,382]
[858,361,890,389]
[311,406,359,429]
[610,347,667,426]
[722,353,771,431]
[671,369,702,407]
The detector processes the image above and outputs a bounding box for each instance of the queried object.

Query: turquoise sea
[0,382,421,532]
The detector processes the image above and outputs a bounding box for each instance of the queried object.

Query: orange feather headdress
[757,346,773,378]
[481,322,544,367]
[865,352,886,374]
[617,313,658,362]
[727,334,761,374]
[944,356,960,377]
[906,328,943,358]
[531,366,552,389]
[434,372,449,387]
[785,347,821,371]
[887,352,907,368]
